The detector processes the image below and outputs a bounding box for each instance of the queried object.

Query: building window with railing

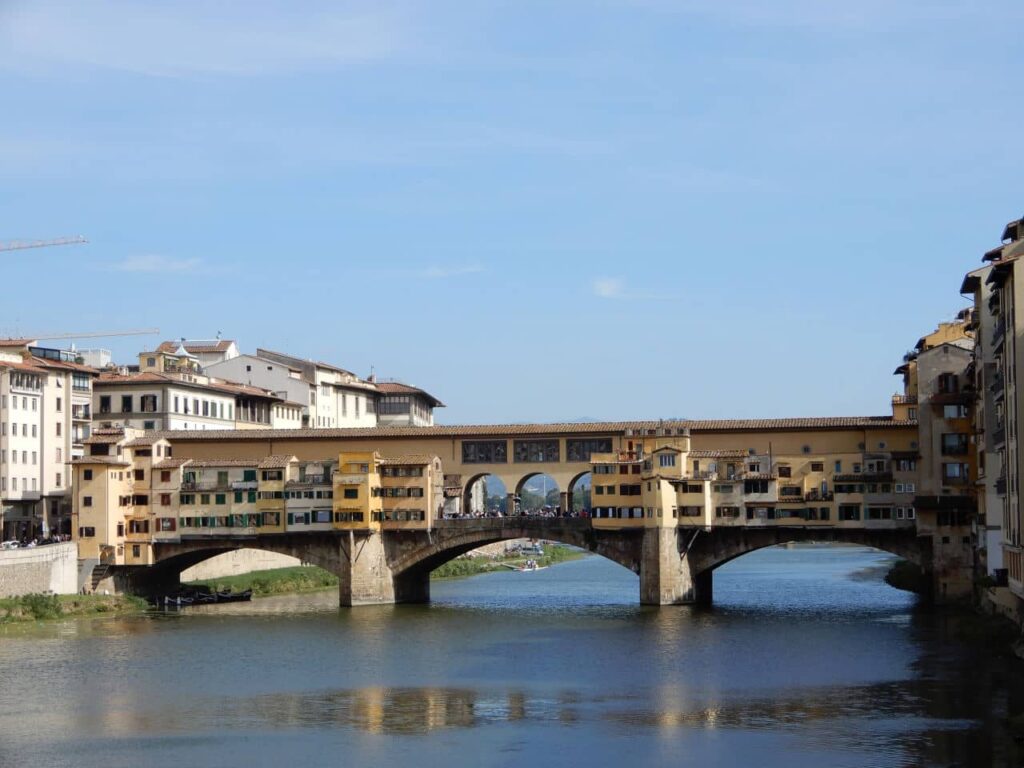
[941,433,969,455]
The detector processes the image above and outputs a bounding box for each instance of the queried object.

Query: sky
[1,0,1023,424]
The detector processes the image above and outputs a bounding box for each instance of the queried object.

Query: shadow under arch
[388,519,644,582]
[684,526,928,578]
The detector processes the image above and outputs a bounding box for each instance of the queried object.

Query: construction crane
[0,235,88,253]
[25,328,160,341]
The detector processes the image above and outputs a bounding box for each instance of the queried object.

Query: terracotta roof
[258,455,295,469]
[28,356,99,374]
[376,381,444,407]
[154,458,192,469]
[689,449,748,459]
[377,454,437,465]
[0,338,35,347]
[155,416,915,442]
[95,370,282,400]
[156,340,235,354]
[71,456,130,466]
[186,458,260,468]
[126,435,165,447]
[84,433,124,445]
[0,359,46,374]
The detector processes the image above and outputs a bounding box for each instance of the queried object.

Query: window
[121,395,133,413]
[744,479,769,494]
[55,473,61,487]
[566,438,613,462]
[810,462,824,472]
[83,469,93,481]
[937,373,959,394]
[942,463,969,482]
[777,465,791,478]
[83,496,93,507]
[343,488,358,499]
[941,433,969,456]
[658,453,676,468]
[943,404,968,419]
[78,527,95,537]
[134,469,145,481]
[838,505,861,521]
[462,440,508,464]
[160,470,171,482]
[160,494,171,506]
[834,460,842,473]
[513,439,560,462]
[215,494,226,505]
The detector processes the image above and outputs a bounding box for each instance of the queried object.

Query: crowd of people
[443,507,590,520]
[1,533,72,550]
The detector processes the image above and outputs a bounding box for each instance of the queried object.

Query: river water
[1,546,1021,768]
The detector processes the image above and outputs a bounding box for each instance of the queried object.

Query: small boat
[214,589,253,603]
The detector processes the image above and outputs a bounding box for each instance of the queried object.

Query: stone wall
[0,543,78,597]
[180,549,302,581]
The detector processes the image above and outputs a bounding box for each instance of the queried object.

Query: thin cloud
[0,2,411,77]
[593,277,625,299]
[593,276,672,301]
[420,265,484,279]
[109,255,202,273]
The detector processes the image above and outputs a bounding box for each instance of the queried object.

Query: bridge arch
[387,519,642,581]
[462,473,512,517]
[514,472,561,513]
[567,471,591,514]
[684,526,928,578]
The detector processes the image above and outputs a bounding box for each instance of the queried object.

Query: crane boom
[27,328,160,341]
[0,236,88,253]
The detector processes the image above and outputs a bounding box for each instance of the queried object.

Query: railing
[804,491,834,502]
[993,319,1007,347]
[940,444,970,456]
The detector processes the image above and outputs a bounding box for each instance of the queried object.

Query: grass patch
[431,544,587,579]
[0,593,147,623]
[185,565,338,597]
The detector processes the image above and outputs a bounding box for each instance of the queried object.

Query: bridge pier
[337,531,430,607]
[639,527,709,606]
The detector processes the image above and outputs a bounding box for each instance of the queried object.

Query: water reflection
[0,547,1021,768]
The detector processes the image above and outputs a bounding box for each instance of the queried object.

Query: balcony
[942,475,971,487]
[940,443,970,457]
[891,394,917,406]
[992,424,1006,446]
[993,319,1007,348]
[804,490,834,502]
[71,408,92,421]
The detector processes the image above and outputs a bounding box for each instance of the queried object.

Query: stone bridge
[124,520,931,607]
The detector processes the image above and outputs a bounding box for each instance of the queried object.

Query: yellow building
[377,455,443,530]
[332,451,383,530]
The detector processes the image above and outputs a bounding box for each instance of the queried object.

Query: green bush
[18,593,63,620]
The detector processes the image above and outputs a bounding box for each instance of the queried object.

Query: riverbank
[0,593,148,624]
[186,565,339,597]
[432,544,587,579]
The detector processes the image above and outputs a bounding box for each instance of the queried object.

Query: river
[0,546,1021,768]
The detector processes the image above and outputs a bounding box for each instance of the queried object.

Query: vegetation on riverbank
[884,559,929,594]
[0,593,147,623]
[431,544,586,579]
[186,565,339,597]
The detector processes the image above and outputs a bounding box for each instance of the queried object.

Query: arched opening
[515,473,561,516]
[461,474,509,518]
[568,471,591,516]
[702,540,924,612]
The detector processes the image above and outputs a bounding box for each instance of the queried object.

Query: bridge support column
[559,491,569,515]
[337,532,429,607]
[507,493,517,516]
[639,527,708,605]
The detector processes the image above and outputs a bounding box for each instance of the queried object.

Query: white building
[375,381,444,427]
[0,340,99,539]
[249,348,379,429]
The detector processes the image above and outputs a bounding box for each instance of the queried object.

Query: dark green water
[1,546,1021,768]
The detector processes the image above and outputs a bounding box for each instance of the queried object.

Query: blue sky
[1,0,1022,423]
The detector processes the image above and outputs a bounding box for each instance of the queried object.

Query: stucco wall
[179,549,301,581]
[0,542,78,597]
